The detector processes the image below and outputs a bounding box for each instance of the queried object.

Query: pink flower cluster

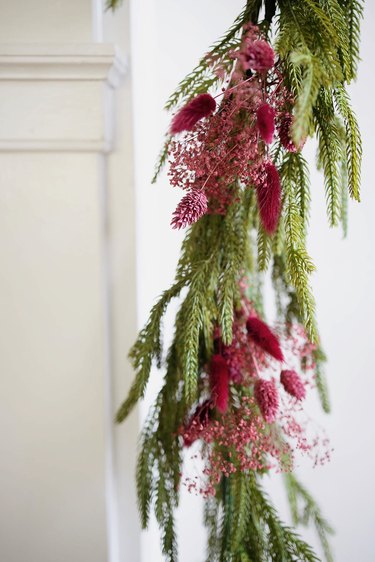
[180,396,287,495]
[167,24,301,232]
[239,39,275,73]
[231,24,275,80]
[168,78,262,215]
[179,292,331,496]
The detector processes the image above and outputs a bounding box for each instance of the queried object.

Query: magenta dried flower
[209,354,230,413]
[170,93,216,134]
[246,315,284,361]
[256,103,276,144]
[171,189,208,229]
[278,113,306,152]
[245,40,275,72]
[254,378,279,423]
[280,369,306,400]
[181,399,213,447]
[252,160,282,235]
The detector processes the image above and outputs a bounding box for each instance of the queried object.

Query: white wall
[0,2,139,562]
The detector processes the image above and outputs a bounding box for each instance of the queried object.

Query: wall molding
[0,44,127,153]
[0,138,113,153]
[0,44,127,85]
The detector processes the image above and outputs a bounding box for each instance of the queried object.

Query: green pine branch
[334,84,362,202]
[285,473,334,562]
[314,90,344,227]
[116,2,363,560]
[280,152,318,342]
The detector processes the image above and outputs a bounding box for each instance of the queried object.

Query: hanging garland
[113,1,363,560]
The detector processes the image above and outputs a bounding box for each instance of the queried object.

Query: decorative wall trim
[0,44,127,153]
[0,139,113,153]
[0,44,127,86]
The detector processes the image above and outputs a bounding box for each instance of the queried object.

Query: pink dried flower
[182,399,212,447]
[168,79,262,214]
[278,113,305,152]
[245,40,275,72]
[278,114,296,152]
[278,113,297,152]
[170,93,216,134]
[209,354,230,413]
[246,315,284,362]
[256,103,276,144]
[254,378,279,423]
[181,396,287,495]
[280,369,306,400]
[171,189,208,229]
[253,160,282,234]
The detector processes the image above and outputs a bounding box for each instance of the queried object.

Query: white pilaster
[0,7,137,560]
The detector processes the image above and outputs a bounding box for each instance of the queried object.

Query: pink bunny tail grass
[246,316,284,362]
[254,160,282,235]
[170,93,216,134]
[256,103,275,144]
[209,354,230,414]
[278,113,306,153]
[171,189,208,229]
[182,399,212,447]
[254,378,279,423]
[280,369,306,400]
[246,40,275,72]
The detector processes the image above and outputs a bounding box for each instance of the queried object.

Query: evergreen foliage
[106,0,122,10]
[204,473,324,561]
[113,1,363,560]
[285,473,334,562]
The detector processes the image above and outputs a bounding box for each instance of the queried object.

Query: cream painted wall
[0,153,108,562]
[0,1,94,43]
[0,2,139,562]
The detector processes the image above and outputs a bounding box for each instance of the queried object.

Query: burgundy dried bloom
[280,369,306,400]
[182,399,212,447]
[278,113,297,152]
[246,40,275,72]
[256,103,275,144]
[171,189,208,229]
[254,378,279,423]
[278,113,306,152]
[246,316,284,362]
[168,79,262,215]
[209,354,230,413]
[170,93,216,134]
[253,160,282,234]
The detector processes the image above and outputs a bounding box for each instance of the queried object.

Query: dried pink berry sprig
[180,397,285,492]
[179,304,329,497]
[167,86,292,228]
[180,384,329,497]
[168,76,263,215]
